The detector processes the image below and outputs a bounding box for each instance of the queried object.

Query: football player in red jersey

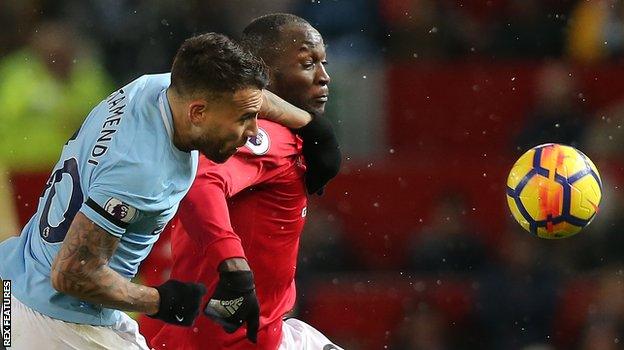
[147,13,343,349]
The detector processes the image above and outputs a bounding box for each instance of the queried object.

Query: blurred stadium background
[2,1,624,349]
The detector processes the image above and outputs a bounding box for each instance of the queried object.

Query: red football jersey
[149,120,307,349]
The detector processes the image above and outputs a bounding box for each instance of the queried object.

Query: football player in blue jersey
[0,32,315,349]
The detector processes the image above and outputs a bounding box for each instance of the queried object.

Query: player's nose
[317,64,330,86]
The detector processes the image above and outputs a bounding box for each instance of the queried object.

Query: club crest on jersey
[104,198,137,223]
[245,127,270,155]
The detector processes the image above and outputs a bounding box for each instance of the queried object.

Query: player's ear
[188,100,207,125]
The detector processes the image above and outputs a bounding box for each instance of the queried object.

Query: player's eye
[239,113,257,123]
[302,62,314,70]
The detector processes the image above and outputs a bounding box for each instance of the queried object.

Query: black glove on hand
[204,271,260,343]
[295,116,341,195]
[149,279,207,326]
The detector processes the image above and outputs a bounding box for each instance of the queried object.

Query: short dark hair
[241,13,311,59]
[170,32,269,97]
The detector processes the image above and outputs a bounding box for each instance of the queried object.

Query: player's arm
[260,90,341,194]
[179,165,262,342]
[180,157,267,252]
[218,257,250,272]
[50,212,159,314]
[51,212,206,325]
[295,115,341,195]
[260,89,312,128]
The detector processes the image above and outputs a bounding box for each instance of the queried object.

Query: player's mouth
[313,95,328,104]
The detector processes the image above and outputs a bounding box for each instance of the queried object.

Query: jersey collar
[158,88,174,141]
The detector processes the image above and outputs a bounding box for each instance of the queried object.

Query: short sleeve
[79,135,163,238]
[80,192,140,238]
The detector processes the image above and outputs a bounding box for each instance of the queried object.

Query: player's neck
[166,88,193,153]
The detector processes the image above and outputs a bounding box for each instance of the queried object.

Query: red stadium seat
[301,274,475,350]
[552,277,594,349]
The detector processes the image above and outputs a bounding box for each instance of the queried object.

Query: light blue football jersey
[0,73,198,326]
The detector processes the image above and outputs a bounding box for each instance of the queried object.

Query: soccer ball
[506,143,602,239]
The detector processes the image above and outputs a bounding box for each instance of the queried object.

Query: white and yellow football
[506,143,602,239]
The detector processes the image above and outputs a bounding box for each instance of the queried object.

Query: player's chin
[200,148,235,164]
[308,101,326,117]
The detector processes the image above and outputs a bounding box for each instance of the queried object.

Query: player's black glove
[149,279,207,326]
[295,116,341,195]
[204,271,260,343]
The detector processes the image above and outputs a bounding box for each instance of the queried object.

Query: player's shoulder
[125,73,171,90]
[257,119,295,140]
[90,73,169,125]
[81,81,164,165]
[241,120,300,158]
[109,73,172,143]
[84,72,190,183]
[121,73,171,106]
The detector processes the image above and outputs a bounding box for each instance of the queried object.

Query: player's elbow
[50,259,87,294]
[305,147,342,194]
[50,264,70,293]
[316,151,341,183]
[322,147,342,180]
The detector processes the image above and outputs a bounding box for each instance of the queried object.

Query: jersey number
[39,158,83,243]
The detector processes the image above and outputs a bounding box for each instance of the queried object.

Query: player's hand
[260,90,312,129]
[149,279,207,326]
[295,115,341,195]
[204,270,260,343]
